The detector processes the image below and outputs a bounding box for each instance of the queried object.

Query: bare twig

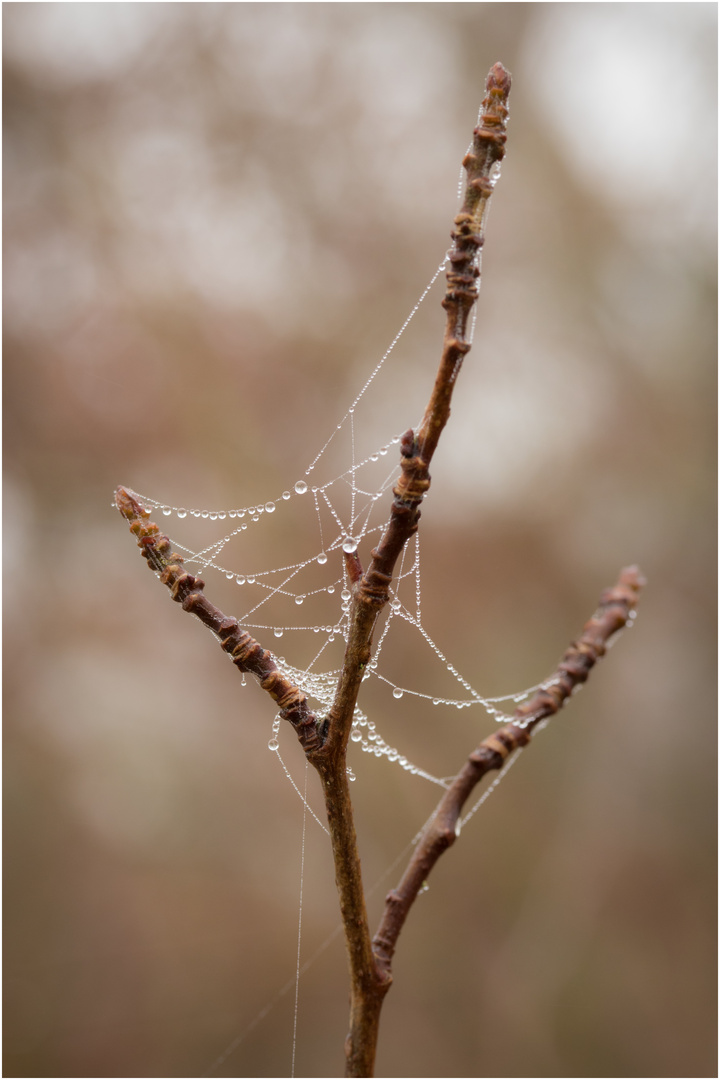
[114,487,324,754]
[372,565,645,980]
[114,60,643,1080]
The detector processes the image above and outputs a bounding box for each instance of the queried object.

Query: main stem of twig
[313,756,389,1076]
[317,62,512,1078]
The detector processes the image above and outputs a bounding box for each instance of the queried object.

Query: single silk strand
[291,761,309,1078]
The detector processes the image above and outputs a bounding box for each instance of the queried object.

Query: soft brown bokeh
[4,5,716,1078]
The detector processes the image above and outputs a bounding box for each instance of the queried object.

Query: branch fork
[114,62,644,1079]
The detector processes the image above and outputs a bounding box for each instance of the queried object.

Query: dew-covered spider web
[130,248,560,814]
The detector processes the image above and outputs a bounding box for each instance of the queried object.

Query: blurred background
[3,4,716,1078]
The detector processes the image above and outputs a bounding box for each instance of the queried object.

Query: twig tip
[619,565,647,591]
[114,486,150,522]
[487,62,512,95]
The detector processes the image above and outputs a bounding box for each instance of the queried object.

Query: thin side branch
[114,487,324,754]
[372,565,645,980]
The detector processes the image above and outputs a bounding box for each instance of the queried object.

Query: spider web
[131,253,555,793]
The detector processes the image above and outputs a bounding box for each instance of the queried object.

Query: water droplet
[274,629,284,638]
[341,589,351,602]
[236,576,245,585]
[432,699,439,706]
[327,585,335,594]
[391,600,401,612]
[342,538,358,554]
[294,481,308,495]
[191,510,201,517]
[229,511,237,518]
[282,491,291,501]
[420,881,430,894]
[225,572,234,580]
[295,595,304,605]
[265,502,276,513]
[210,513,218,521]
[317,553,328,565]
[162,507,171,516]
[246,575,256,584]
[393,688,404,699]
[218,512,226,520]
[380,447,388,456]
[454,820,462,837]
[268,738,279,751]
[177,509,187,519]
[201,512,209,519]
[351,729,362,742]
[237,509,246,518]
